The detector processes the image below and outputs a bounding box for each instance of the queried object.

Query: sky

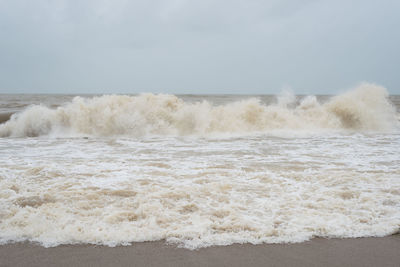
[0,0,399,94]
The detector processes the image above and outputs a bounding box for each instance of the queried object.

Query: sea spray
[0,83,398,137]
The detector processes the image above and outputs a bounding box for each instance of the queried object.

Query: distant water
[0,83,399,249]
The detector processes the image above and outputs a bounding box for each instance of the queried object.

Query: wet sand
[1,235,399,267]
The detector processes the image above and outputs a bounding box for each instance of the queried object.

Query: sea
[0,83,399,249]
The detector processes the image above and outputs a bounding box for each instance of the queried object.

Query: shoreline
[1,235,399,267]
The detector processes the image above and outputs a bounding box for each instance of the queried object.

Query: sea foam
[0,83,399,249]
[0,83,398,137]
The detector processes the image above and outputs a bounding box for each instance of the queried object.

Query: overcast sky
[0,0,399,94]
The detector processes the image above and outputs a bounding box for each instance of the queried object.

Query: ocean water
[0,83,399,249]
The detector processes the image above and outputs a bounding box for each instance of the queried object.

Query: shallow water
[0,84,399,249]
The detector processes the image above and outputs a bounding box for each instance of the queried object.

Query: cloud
[0,0,399,94]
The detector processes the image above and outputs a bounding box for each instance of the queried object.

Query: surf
[0,83,398,137]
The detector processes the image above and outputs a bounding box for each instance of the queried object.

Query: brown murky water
[0,84,399,249]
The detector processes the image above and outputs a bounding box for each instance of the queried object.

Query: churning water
[0,83,399,249]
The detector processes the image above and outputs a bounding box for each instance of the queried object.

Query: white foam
[0,131,399,249]
[0,83,398,138]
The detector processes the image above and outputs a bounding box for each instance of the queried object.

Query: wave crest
[0,83,398,137]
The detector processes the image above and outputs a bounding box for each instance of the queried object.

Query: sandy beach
[1,235,399,267]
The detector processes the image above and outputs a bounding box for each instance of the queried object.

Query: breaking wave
[0,83,398,137]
